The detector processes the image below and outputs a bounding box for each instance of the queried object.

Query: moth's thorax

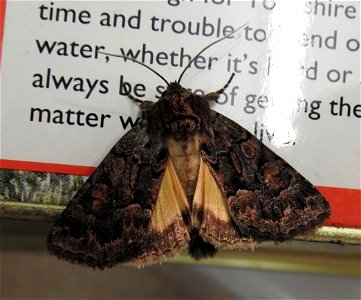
[166,135,201,204]
[147,82,211,139]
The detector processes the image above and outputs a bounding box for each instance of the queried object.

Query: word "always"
[32,68,108,99]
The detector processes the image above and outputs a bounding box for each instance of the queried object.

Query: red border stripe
[0,159,95,176]
[0,0,6,65]
[318,186,360,228]
[1,158,360,228]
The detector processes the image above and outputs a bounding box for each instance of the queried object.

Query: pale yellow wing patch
[129,160,190,266]
[137,157,254,267]
[151,160,190,232]
[193,158,255,250]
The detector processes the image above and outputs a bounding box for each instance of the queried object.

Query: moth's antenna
[177,23,248,84]
[99,52,169,86]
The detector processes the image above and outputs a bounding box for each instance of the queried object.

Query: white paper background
[1,0,360,189]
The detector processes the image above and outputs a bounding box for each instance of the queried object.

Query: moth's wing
[47,124,189,269]
[200,111,330,243]
[192,157,256,251]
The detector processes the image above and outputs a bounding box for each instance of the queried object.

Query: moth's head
[154,82,211,139]
[102,24,246,140]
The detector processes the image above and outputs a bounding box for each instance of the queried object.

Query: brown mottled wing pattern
[200,111,330,242]
[47,123,184,269]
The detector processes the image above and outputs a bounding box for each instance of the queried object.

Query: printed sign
[0,1,360,227]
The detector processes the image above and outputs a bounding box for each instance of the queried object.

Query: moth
[47,25,330,269]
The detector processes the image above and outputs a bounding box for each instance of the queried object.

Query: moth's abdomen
[166,135,201,204]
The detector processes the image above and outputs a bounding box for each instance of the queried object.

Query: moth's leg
[203,73,235,102]
[128,94,144,104]
[215,72,235,94]
[128,94,154,113]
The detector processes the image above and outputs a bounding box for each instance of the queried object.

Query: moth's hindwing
[47,124,189,268]
[192,157,256,250]
[200,111,331,242]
